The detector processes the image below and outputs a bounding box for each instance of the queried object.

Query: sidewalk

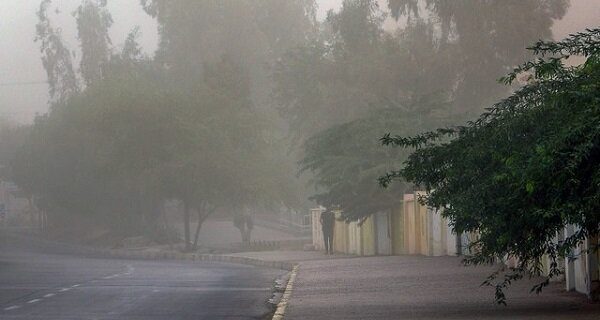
[240,251,600,319]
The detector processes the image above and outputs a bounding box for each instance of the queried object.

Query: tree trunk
[183,201,191,251]
[246,227,252,242]
[192,203,216,251]
[192,213,203,251]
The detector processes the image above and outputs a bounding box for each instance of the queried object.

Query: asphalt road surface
[0,233,283,320]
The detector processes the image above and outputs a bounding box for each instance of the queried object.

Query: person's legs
[326,232,334,254]
[323,230,330,254]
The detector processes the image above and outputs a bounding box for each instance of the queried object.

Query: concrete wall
[401,192,456,257]
[311,207,325,251]
[563,228,599,297]
[375,211,392,255]
[360,216,376,256]
[391,205,404,255]
[310,191,459,258]
[348,220,361,255]
[403,193,417,254]
[333,210,348,254]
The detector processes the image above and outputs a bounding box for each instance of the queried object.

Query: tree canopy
[12,0,308,245]
[388,0,569,116]
[282,0,566,220]
[381,28,600,304]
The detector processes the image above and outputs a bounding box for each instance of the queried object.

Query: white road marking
[43,293,55,298]
[4,305,20,311]
[152,289,160,293]
[71,284,80,288]
[27,299,41,304]
[59,288,71,292]
[194,287,271,292]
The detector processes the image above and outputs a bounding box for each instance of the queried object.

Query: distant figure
[320,210,335,255]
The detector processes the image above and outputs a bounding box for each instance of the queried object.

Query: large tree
[380,28,600,303]
[141,0,318,238]
[278,0,458,216]
[280,0,570,223]
[387,0,569,116]
[140,0,317,105]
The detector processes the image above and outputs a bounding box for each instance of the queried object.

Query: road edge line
[272,264,299,320]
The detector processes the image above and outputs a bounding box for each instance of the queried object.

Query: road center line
[27,299,41,304]
[4,305,20,311]
[59,288,71,292]
[43,293,55,298]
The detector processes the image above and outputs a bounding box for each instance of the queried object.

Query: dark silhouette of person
[320,210,335,254]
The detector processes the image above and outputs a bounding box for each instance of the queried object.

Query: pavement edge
[5,232,297,271]
[272,264,299,320]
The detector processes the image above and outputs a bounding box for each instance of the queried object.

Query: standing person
[320,209,335,255]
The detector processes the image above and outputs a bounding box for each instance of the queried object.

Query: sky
[0,0,598,123]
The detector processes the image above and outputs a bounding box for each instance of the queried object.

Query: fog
[0,0,599,287]
[1,1,600,318]
[1,1,598,123]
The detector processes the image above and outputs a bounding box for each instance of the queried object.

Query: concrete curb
[4,232,297,271]
[272,264,299,320]
[83,247,297,271]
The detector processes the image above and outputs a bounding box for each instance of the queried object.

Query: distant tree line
[5,0,318,249]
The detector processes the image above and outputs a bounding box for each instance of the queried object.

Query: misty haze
[1,1,600,319]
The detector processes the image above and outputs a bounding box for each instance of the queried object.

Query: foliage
[141,0,318,213]
[387,0,569,116]
[35,0,80,105]
[274,0,394,144]
[74,0,113,86]
[12,0,320,244]
[381,28,600,304]
[0,119,28,180]
[279,0,457,217]
[301,106,450,221]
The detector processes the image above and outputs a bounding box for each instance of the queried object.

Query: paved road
[0,234,283,319]
[285,255,600,319]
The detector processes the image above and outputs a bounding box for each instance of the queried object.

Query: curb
[272,264,299,320]
[4,232,296,271]
[86,247,297,271]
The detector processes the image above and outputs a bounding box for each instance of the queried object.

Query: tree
[35,0,79,105]
[274,0,392,144]
[74,0,113,86]
[12,56,181,235]
[380,28,600,304]
[141,0,318,245]
[301,106,450,221]
[141,0,317,102]
[0,118,28,181]
[387,0,569,116]
[278,0,457,217]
